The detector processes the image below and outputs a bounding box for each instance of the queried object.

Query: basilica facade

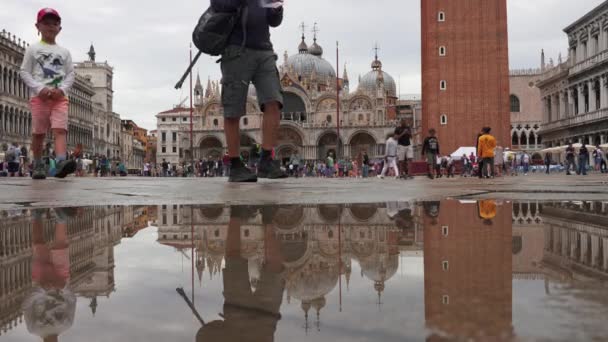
[159,32,417,164]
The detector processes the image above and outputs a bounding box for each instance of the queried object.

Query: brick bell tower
[421,0,511,154]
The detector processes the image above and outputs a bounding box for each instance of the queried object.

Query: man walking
[211,0,287,182]
[395,119,413,179]
[544,153,552,174]
[578,143,589,176]
[378,130,400,179]
[565,143,576,175]
[477,127,497,179]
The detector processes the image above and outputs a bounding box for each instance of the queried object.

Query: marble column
[589,80,598,112]
[567,88,574,116]
[602,75,608,109]
[578,84,586,114]
[559,91,567,119]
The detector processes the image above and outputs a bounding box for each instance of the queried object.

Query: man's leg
[225,118,241,158]
[257,101,287,179]
[261,101,280,151]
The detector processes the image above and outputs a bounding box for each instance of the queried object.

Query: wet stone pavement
[1,200,608,341]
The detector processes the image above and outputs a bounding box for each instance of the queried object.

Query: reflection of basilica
[171,27,420,162]
[0,206,149,337]
[156,203,423,327]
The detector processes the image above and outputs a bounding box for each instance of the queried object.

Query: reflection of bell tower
[423,200,513,340]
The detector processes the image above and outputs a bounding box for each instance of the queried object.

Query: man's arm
[421,139,427,155]
[267,7,284,27]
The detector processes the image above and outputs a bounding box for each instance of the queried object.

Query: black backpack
[192,5,248,56]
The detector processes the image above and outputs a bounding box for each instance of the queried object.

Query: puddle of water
[1,201,607,341]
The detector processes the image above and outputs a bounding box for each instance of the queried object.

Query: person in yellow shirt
[477,127,497,179]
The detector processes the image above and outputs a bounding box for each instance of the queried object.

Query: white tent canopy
[450,147,476,160]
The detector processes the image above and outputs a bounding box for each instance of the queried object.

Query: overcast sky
[1,0,605,130]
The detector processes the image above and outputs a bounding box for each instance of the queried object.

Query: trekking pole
[176,287,206,326]
[175,50,204,90]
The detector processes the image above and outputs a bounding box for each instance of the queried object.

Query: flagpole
[336,41,340,158]
[189,44,194,172]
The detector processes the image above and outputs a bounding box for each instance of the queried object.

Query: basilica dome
[286,260,339,301]
[286,36,336,81]
[359,253,399,284]
[358,55,397,97]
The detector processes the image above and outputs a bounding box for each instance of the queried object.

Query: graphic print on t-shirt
[35,51,65,87]
[428,138,438,151]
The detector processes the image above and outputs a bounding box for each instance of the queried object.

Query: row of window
[437,10,447,126]
[160,146,177,154]
[161,117,190,123]
[160,132,178,142]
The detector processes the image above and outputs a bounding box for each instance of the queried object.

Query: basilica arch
[318,205,343,223]
[199,206,224,221]
[281,87,312,119]
[349,204,379,222]
[198,136,223,159]
[348,131,378,157]
[276,125,304,160]
[273,205,305,231]
[317,131,343,160]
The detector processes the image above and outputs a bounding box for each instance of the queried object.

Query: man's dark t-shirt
[395,126,411,146]
[210,0,284,50]
[162,162,169,170]
[580,146,589,156]
[566,147,575,160]
[423,137,440,154]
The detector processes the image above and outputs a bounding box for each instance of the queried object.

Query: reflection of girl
[22,208,76,342]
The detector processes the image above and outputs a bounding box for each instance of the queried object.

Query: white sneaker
[377,175,384,179]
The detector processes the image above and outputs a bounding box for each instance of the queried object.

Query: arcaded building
[421,0,511,153]
[509,69,544,154]
[537,1,608,148]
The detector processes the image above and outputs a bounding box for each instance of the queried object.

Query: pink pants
[30,96,69,134]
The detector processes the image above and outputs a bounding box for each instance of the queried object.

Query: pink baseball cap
[37,8,61,23]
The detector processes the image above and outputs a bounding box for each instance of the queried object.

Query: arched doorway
[317,132,343,160]
[318,205,343,223]
[276,126,303,162]
[282,92,307,122]
[349,132,377,157]
[199,137,223,160]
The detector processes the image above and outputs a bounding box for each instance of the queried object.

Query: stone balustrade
[541,107,608,132]
[570,49,608,76]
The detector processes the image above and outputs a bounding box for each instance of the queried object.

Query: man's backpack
[192,5,248,56]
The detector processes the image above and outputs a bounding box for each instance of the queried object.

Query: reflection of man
[477,200,497,225]
[22,208,77,342]
[423,201,441,225]
[197,206,285,342]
